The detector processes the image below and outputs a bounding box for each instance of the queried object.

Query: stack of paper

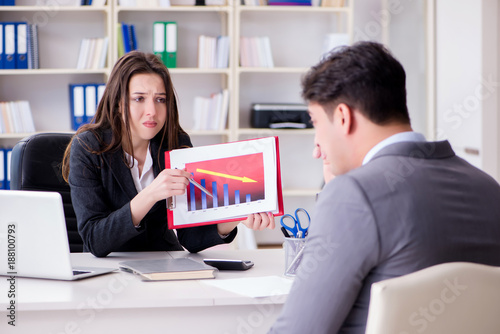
[192,89,229,131]
[198,35,230,69]
[0,101,35,134]
[76,37,109,69]
[239,36,274,68]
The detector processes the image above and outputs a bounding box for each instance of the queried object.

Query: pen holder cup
[283,237,307,277]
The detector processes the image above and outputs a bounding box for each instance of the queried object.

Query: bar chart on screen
[186,153,265,211]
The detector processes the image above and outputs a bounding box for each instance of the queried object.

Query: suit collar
[371,140,455,161]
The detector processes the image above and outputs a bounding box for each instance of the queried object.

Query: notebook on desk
[0,190,115,280]
[119,258,218,281]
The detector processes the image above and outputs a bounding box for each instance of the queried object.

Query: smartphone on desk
[203,259,254,271]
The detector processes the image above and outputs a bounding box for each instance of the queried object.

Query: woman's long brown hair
[62,51,186,182]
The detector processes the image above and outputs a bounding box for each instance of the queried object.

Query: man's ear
[335,103,354,135]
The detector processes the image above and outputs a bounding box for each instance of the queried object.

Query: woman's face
[126,73,167,148]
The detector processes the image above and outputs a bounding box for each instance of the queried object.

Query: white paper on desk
[201,276,293,298]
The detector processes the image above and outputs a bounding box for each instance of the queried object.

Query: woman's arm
[68,135,140,257]
[130,168,191,226]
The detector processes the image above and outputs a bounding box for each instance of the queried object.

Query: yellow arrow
[196,168,257,183]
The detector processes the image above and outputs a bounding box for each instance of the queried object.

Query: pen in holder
[283,237,306,277]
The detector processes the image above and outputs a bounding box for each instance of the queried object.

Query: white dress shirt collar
[362,131,426,165]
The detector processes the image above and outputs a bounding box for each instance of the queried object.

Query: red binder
[165,136,284,229]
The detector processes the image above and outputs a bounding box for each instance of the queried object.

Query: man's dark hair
[302,41,410,125]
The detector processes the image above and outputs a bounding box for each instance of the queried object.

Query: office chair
[10,132,84,252]
[365,262,500,334]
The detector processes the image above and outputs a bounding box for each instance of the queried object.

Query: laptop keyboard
[73,270,91,276]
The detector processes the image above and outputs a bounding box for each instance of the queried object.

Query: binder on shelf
[119,23,137,55]
[129,24,137,51]
[4,22,16,70]
[97,84,106,106]
[27,24,39,69]
[0,148,4,189]
[121,23,132,53]
[0,23,4,69]
[5,148,12,190]
[16,22,28,69]
[3,0,16,5]
[69,83,106,130]
[117,23,125,58]
[69,84,85,131]
[85,84,97,124]
[165,22,177,68]
[153,21,166,64]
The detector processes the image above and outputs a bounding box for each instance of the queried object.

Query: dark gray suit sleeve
[268,175,380,334]
[68,137,141,257]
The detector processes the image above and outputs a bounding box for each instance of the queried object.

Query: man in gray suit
[268,41,500,334]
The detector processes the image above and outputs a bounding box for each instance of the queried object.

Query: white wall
[435,0,499,179]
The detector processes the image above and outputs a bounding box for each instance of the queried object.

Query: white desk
[0,249,289,334]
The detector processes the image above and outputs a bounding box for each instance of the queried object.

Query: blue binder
[16,22,28,69]
[4,0,15,5]
[0,23,4,69]
[4,148,12,190]
[84,84,97,124]
[121,23,131,53]
[4,22,16,69]
[129,24,137,51]
[69,84,86,131]
[0,149,5,189]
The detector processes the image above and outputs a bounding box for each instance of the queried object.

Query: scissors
[280,208,310,238]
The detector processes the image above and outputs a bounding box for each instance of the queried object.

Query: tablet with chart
[165,137,283,229]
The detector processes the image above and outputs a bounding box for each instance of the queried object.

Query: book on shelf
[239,36,273,68]
[192,89,229,131]
[119,0,171,6]
[268,0,311,5]
[76,37,108,70]
[197,35,230,69]
[119,258,217,281]
[80,0,107,5]
[116,22,137,59]
[69,83,106,131]
[321,0,344,7]
[0,101,35,134]
[165,136,284,229]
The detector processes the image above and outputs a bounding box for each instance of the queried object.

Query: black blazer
[68,129,236,257]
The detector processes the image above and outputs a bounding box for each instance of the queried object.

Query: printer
[250,103,312,129]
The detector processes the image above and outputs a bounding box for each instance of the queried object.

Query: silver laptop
[0,190,115,280]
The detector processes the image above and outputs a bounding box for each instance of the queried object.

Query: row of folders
[69,83,106,131]
[0,148,12,190]
[0,22,39,70]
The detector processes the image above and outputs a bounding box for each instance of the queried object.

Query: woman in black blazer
[62,51,274,257]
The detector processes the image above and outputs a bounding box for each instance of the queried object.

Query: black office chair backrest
[10,132,84,252]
